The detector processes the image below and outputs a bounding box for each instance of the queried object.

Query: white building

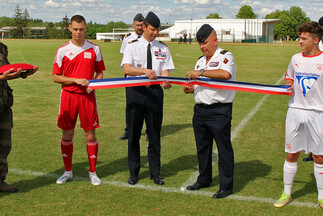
[162,19,280,43]
[96,24,172,42]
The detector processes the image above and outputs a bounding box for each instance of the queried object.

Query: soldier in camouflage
[0,42,38,193]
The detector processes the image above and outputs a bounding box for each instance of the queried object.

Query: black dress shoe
[119,132,129,140]
[186,182,210,190]
[128,176,138,185]
[150,176,164,185]
[212,189,232,199]
[303,153,313,162]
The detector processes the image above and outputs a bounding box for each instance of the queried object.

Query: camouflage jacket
[0,80,13,109]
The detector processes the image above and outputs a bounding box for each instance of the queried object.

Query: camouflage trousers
[0,107,13,184]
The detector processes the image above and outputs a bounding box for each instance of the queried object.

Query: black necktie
[147,43,152,69]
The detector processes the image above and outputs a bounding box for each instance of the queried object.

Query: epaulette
[125,33,131,38]
[159,41,168,47]
[198,55,204,60]
[128,39,138,44]
[220,50,228,55]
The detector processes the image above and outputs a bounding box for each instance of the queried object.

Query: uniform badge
[209,61,219,67]
[317,64,323,71]
[84,52,91,59]
[154,48,166,60]
[223,58,228,64]
[296,73,319,96]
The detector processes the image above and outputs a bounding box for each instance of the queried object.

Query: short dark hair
[297,21,323,40]
[71,15,86,25]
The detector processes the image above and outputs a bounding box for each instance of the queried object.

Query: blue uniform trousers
[193,103,234,191]
[126,85,163,177]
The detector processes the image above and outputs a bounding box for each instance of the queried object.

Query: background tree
[265,6,310,40]
[206,13,222,19]
[11,5,24,38]
[105,21,128,32]
[0,16,15,27]
[22,8,30,38]
[43,22,60,39]
[86,21,106,39]
[236,5,258,19]
[60,15,70,39]
[29,18,46,27]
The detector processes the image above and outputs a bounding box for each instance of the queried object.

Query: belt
[144,85,160,88]
[196,102,232,107]
[130,85,160,89]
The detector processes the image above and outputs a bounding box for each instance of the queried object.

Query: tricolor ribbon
[88,76,291,95]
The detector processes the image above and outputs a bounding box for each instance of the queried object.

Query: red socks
[61,139,73,172]
[60,139,98,173]
[87,140,98,173]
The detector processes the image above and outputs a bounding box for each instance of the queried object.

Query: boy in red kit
[52,15,105,186]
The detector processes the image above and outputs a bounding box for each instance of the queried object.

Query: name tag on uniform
[84,52,92,59]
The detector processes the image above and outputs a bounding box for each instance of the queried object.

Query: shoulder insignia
[220,50,228,55]
[159,41,168,47]
[198,55,204,60]
[128,39,138,44]
[125,33,131,38]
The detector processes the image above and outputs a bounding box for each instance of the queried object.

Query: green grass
[1,39,321,215]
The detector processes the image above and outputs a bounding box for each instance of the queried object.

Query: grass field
[1,39,322,215]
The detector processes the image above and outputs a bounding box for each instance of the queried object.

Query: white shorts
[285,107,323,155]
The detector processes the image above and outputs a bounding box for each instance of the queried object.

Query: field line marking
[180,75,286,188]
[9,168,318,208]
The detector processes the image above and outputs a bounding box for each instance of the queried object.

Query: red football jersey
[53,40,106,93]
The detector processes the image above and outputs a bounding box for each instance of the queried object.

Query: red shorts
[58,90,99,131]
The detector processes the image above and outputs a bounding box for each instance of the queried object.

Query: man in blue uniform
[183,24,236,199]
[121,12,174,185]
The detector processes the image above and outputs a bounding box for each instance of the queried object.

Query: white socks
[314,163,323,200]
[283,159,323,200]
[283,160,297,196]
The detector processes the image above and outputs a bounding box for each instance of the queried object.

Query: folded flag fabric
[88,76,291,95]
[0,63,35,74]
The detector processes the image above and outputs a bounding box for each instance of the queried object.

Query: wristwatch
[199,69,205,76]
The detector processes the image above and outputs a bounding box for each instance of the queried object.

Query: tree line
[0,4,313,40]
[0,5,128,39]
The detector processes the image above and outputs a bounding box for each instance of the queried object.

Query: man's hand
[186,70,201,80]
[86,87,95,94]
[162,80,172,89]
[286,80,294,93]
[0,68,21,80]
[144,69,157,80]
[26,66,39,76]
[74,78,89,86]
[183,86,194,94]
